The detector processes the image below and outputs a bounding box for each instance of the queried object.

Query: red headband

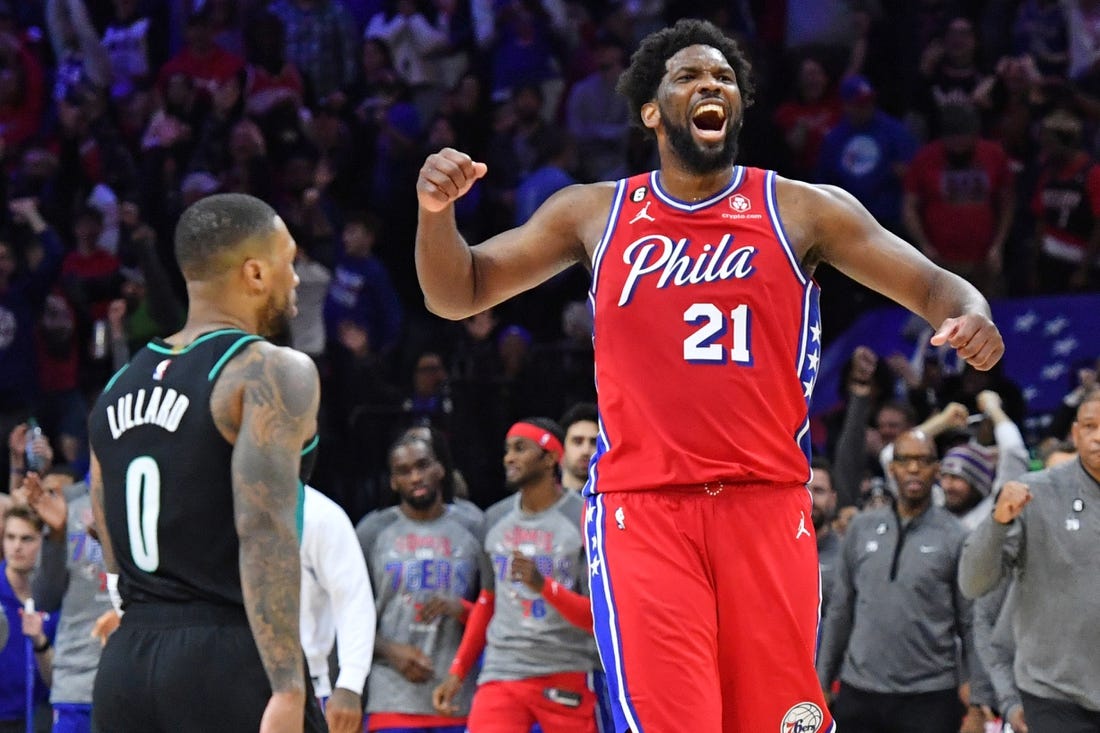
[507,422,564,460]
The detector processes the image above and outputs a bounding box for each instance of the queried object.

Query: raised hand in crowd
[9,423,54,492]
[847,346,878,397]
[22,470,67,540]
[918,401,970,437]
[8,197,48,233]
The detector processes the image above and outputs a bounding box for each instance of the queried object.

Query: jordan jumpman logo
[629,201,655,224]
[796,511,811,539]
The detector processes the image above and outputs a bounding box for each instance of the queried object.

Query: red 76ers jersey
[586,166,821,494]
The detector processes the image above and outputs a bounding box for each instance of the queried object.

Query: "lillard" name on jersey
[618,233,757,306]
[105,386,191,439]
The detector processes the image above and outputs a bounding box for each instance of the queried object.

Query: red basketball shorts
[466,671,597,733]
[584,483,835,733]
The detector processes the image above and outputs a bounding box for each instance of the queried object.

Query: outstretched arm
[230,345,319,725]
[414,147,606,319]
[787,180,1004,371]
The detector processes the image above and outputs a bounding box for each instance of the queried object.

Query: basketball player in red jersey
[414,19,1004,733]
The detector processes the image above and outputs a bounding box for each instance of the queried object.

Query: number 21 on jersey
[684,303,752,364]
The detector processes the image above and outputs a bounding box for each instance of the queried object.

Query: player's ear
[240,257,266,294]
[641,100,660,130]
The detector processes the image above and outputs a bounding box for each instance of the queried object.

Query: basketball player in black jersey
[87,194,326,733]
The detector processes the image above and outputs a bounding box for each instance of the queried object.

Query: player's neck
[560,472,585,492]
[896,496,931,521]
[658,154,735,202]
[518,480,563,514]
[5,565,31,601]
[400,499,446,522]
[172,283,257,343]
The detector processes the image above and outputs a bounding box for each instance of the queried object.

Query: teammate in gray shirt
[26,467,112,733]
[959,387,1100,733]
[818,429,973,733]
[357,435,482,731]
[433,418,599,733]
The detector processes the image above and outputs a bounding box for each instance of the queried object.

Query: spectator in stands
[0,200,64,470]
[558,402,597,493]
[33,295,85,468]
[916,16,989,138]
[242,11,304,119]
[566,37,630,182]
[101,0,163,100]
[0,27,46,154]
[1030,109,1100,293]
[809,456,841,617]
[324,210,403,357]
[818,74,918,235]
[46,0,111,104]
[514,127,574,226]
[1012,0,1069,80]
[0,504,57,731]
[156,6,243,99]
[268,0,359,108]
[903,102,1014,296]
[365,0,450,121]
[773,55,841,180]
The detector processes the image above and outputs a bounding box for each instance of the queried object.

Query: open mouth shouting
[691,100,728,143]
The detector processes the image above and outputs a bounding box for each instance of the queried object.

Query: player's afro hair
[616,19,755,132]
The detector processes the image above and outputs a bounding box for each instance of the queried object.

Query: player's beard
[403,485,440,511]
[811,505,833,532]
[664,106,742,175]
[257,290,292,339]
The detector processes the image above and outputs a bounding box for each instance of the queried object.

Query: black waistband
[121,601,249,628]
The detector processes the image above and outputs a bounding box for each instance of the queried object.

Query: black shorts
[93,602,327,733]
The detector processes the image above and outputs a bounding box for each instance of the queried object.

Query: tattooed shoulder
[211,342,319,445]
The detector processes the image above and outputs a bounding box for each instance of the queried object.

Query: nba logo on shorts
[780,702,823,733]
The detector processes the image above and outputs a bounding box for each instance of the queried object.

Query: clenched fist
[417,148,488,213]
[993,481,1032,524]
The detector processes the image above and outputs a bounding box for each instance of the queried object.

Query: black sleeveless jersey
[88,329,314,608]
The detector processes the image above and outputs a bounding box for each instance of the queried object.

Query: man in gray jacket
[818,429,973,733]
[959,387,1100,733]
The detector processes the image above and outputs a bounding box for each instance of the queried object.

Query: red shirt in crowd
[904,138,1013,264]
[158,46,244,97]
[61,248,120,320]
[1030,151,1100,254]
[773,96,841,176]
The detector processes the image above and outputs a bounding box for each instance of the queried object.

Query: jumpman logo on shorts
[629,201,655,224]
[795,511,811,540]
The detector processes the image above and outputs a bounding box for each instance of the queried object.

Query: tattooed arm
[221,342,320,730]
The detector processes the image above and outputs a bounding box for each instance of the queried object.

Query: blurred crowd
[0,0,1099,731]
